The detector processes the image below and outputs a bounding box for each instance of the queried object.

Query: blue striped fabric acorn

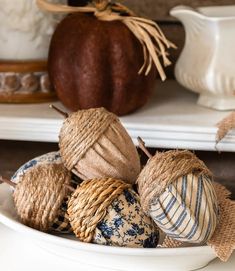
[137,149,219,244]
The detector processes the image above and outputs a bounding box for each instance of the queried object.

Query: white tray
[0,80,234,151]
[0,183,217,271]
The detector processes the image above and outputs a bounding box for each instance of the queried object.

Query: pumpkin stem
[50,105,69,118]
[137,137,153,159]
[0,176,16,188]
[68,0,89,7]
[93,0,109,11]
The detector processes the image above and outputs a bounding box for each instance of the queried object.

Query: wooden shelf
[0,80,234,152]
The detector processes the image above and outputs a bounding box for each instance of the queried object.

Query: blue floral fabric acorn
[68,178,159,248]
[12,163,73,233]
[137,150,219,245]
[11,151,79,233]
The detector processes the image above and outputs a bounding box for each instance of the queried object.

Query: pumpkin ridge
[48,12,157,115]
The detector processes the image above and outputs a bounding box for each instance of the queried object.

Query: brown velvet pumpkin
[48,13,157,116]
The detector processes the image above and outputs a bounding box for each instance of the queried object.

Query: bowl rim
[0,183,215,257]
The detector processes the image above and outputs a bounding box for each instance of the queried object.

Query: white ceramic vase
[0,0,65,61]
[170,5,235,111]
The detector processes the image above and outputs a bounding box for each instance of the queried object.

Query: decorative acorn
[1,163,76,233]
[67,178,159,248]
[52,105,141,184]
[137,138,219,245]
[11,151,62,184]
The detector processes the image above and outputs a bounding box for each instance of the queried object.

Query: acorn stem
[0,176,16,188]
[64,184,76,193]
[137,137,153,159]
[50,105,69,118]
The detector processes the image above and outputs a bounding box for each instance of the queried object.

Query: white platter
[0,183,217,271]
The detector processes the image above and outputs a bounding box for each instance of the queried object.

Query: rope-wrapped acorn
[67,178,159,248]
[1,163,76,233]
[137,139,218,244]
[52,105,141,184]
[137,138,235,261]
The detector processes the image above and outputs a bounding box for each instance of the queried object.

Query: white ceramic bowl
[0,184,216,271]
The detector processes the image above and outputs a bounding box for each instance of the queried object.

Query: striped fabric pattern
[149,173,219,244]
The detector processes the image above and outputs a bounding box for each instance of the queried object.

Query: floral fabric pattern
[93,189,159,248]
[11,151,62,184]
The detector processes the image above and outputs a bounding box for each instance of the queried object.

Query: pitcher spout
[170,5,204,25]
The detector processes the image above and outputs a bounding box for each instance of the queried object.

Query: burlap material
[14,163,72,232]
[216,111,235,144]
[161,236,182,248]
[207,182,235,262]
[60,108,141,184]
[67,178,130,243]
[137,150,212,214]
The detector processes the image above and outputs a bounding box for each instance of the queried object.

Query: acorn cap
[137,150,213,214]
[13,163,72,232]
[59,108,117,171]
[67,178,131,243]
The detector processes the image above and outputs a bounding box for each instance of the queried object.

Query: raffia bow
[36,0,176,81]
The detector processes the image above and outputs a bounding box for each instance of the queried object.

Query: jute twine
[216,111,235,144]
[59,107,117,171]
[161,235,183,248]
[36,0,176,80]
[137,150,213,214]
[67,178,131,242]
[160,182,235,262]
[14,163,72,232]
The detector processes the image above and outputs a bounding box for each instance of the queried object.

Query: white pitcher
[170,5,235,110]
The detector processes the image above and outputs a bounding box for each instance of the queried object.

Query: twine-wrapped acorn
[1,163,75,233]
[11,151,62,184]
[137,138,218,244]
[137,138,235,261]
[67,178,159,248]
[52,106,141,184]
